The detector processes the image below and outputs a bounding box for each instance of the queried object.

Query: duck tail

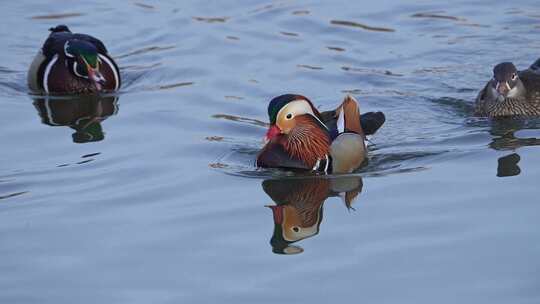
[360,111,386,136]
[49,25,71,33]
[530,58,540,71]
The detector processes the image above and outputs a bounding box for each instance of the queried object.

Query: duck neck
[283,117,330,168]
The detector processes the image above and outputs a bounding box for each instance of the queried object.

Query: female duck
[475,59,540,117]
[28,25,121,94]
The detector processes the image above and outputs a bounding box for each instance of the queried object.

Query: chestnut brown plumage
[282,115,331,168]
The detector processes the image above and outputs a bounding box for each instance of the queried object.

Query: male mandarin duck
[28,25,121,94]
[475,59,540,117]
[256,94,385,173]
[263,176,363,254]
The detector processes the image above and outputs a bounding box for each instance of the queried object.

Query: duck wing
[519,68,540,103]
[42,27,109,58]
[321,108,385,137]
[529,58,540,72]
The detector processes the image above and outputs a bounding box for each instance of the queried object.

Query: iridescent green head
[65,40,99,68]
[64,40,106,90]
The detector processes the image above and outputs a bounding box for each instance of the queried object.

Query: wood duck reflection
[263,176,363,255]
[488,118,540,177]
[33,95,119,143]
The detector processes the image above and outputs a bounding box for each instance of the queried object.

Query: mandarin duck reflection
[256,94,385,173]
[28,25,121,94]
[264,176,363,254]
[33,95,119,143]
[475,59,540,117]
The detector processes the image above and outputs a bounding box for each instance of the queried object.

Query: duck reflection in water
[488,118,540,177]
[263,175,363,255]
[33,95,119,143]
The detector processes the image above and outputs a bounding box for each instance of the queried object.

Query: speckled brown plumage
[475,62,540,117]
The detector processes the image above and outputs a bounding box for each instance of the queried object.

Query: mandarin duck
[263,176,363,254]
[28,25,121,95]
[33,95,119,143]
[475,59,540,117]
[256,94,385,173]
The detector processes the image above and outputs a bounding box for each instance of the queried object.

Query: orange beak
[264,125,281,143]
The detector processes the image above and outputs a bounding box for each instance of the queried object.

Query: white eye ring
[511,73,517,81]
[285,113,293,120]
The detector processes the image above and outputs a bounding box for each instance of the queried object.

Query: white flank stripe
[324,154,329,173]
[43,54,59,94]
[98,54,119,91]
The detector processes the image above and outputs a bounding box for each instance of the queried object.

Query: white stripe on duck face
[73,62,88,79]
[43,54,59,94]
[64,41,74,58]
[98,54,119,91]
[277,99,329,130]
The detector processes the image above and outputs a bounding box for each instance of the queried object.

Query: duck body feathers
[475,59,540,117]
[28,25,120,95]
[257,95,382,174]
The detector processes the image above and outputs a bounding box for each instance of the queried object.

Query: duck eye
[292,227,300,232]
[286,113,293,120]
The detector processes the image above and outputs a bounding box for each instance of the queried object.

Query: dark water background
[1,1,540,303]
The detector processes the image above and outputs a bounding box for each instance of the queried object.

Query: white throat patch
[507,85,520,98]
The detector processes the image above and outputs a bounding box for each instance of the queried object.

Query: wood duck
[256,94,385,173]
[28,25,121,95]
[475,59,540,117]
[263,176,363,254]
[33,95,119,143]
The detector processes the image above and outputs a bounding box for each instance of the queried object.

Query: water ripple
[30,12,84,20]
[330,20,395,32]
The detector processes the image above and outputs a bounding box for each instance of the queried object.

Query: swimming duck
[256,94,385,173]
[475,59,540,117]
[28,25,121,94]
[264,176,363,254]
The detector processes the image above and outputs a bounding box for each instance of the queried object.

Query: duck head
[263,94,331,168]
[490,62,525,101]
[64,40,106,91]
